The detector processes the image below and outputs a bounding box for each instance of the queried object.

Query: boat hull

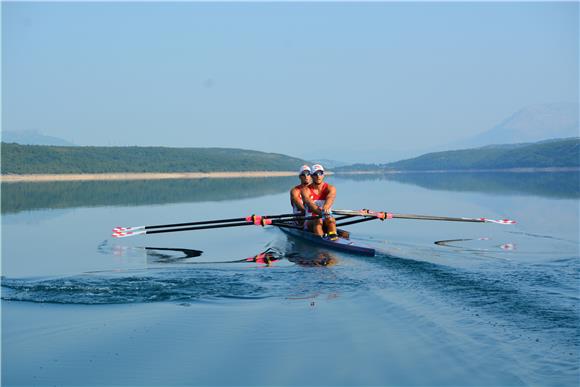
[278,226,376,256]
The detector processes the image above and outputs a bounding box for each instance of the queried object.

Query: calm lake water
[2,172,579,386]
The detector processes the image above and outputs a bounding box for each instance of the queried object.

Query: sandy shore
[0,171,298,183]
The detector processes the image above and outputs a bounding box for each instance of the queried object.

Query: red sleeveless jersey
[308,183,329,201]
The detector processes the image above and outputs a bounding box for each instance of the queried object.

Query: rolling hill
[335,138,580,172]
[1,143,307,174]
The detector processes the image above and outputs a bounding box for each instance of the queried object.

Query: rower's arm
[290,188,305,212]
[323,185,336,212]
[300,187,322,215]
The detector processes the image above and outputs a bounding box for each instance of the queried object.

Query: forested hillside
[1,143,306,174]
[336,138,580,172]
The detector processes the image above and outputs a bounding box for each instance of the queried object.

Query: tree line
[1,143,307,174]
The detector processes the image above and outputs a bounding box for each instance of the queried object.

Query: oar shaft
[271,214,353,229]
[154,212,331,234]
[391,214,484,222]
[114,212,313,234]
[115,214,328,237]
[145,217,247,230]
[148,214,325,234]
[144,212,300,230]
[336,217,377,227]
[332,209,515,224]
[146,221,254,234]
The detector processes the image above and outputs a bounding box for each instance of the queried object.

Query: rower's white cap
[312,164,325,173]
[299,165,311,175]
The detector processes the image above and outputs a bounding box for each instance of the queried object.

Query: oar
[336,217,377,227]
[114,221,255,238]
[332,209,516,225]
[112,214,325,238]
[113,212,303,234]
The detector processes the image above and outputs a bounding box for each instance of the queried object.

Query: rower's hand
[322,208,333,219]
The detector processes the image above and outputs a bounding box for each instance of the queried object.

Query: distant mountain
[335,137,580,172]
[1,143,308,174]
[453,103,579,149]
[2,130,75,146]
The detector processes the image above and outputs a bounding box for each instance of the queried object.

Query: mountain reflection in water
[336,171,579,199]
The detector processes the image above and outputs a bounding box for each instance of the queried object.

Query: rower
[290,165,312,226]
[301,164,338,239]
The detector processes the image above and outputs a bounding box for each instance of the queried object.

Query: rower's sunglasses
[300,172,311,177]
[312,171,324,176]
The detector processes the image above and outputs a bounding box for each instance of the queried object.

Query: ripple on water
[0,264,368,305]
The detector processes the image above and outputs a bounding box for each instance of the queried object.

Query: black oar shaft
[145,214,330,235]
[144,212,301,230]
[336,217,377,227]
[145,217,247,230]
[272,214,353,229]
[146,221,253,234]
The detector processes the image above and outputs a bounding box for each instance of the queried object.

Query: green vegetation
[0,143,307,174]
[336,138,580,172]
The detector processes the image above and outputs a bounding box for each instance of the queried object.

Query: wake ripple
[1,266,366,305]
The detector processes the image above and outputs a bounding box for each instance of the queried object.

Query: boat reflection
[284,251,338,267]
[100,240,340,268]
[143,246,338,267]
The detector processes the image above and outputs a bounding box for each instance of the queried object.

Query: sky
[2,1,578,162]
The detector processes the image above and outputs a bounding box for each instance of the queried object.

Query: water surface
[2,172,579,386]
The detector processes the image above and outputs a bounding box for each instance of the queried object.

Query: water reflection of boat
[286,251,339,267]
[139,246,339,267]
[277,223,376,257]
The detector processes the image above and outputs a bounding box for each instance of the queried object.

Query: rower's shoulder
[291,185,304,196]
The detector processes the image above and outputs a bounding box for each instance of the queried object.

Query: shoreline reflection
[336,171,579,199]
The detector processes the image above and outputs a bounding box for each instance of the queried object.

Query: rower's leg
[311,219,324,236]
[324,217,337,236]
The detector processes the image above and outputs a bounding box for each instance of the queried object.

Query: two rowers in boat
[290,164,338,240]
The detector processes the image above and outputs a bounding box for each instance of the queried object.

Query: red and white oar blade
[113,225,145,233]
[112,227,146,238]
[479,218,517,225]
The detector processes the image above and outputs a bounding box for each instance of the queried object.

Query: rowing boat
[277,223,376,256]
[112,209,515,258]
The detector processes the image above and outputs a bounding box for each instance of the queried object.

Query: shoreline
[0,171,298,183]
[1,167,577,183]
[335,167,580,174]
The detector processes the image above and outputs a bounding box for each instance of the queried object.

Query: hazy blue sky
[3,1,578,161]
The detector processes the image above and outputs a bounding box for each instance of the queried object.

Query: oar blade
[480,218,517,225]
[113,225,145,233]
[112,229,146,238]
